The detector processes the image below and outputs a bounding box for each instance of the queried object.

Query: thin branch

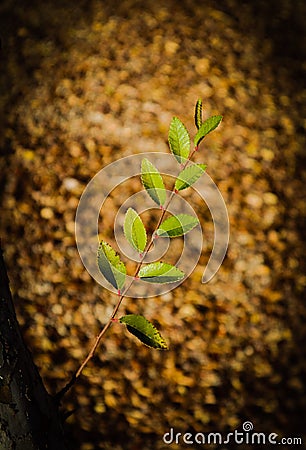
[55,145,200,401]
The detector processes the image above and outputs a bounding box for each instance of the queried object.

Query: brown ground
[0,0,305,449]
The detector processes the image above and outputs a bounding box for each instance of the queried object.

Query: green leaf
[141,158,166,206]
[138,262,185,283]
[195,98,203,129]
[97,241,126,291]
[156,214,199,237]
[124,208,147,253]
[168,117,190,163]
[194,115,222,146]
[120,314,168,349]
[175,163,207,191]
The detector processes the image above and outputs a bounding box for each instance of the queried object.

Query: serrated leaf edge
[124,208,147,252]
[194,115,223,146]
[195,98,203,130]
[97,241,126,290]
[138,261,185,283]
[168,116,190,163]
[156,214,199,237]
[141,158,166,206]
[175,163,207,191]
[119,314,168,349]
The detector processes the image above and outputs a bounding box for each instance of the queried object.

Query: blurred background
[0,0,305,449]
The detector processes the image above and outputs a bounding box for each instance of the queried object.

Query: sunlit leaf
[156,214,199,237]
[195,98,203,130]
[175,163,206,191]
[141,158,166,206]
[97,241,126,290]
[120,314,168,349]
[124,208,147,253]
[139,262,185,283]
[194,115,222,146]
[168,117,190,163]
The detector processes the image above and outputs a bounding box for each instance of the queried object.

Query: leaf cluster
[97,100,222,349]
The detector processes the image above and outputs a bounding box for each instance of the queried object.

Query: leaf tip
[195,98,203,130]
